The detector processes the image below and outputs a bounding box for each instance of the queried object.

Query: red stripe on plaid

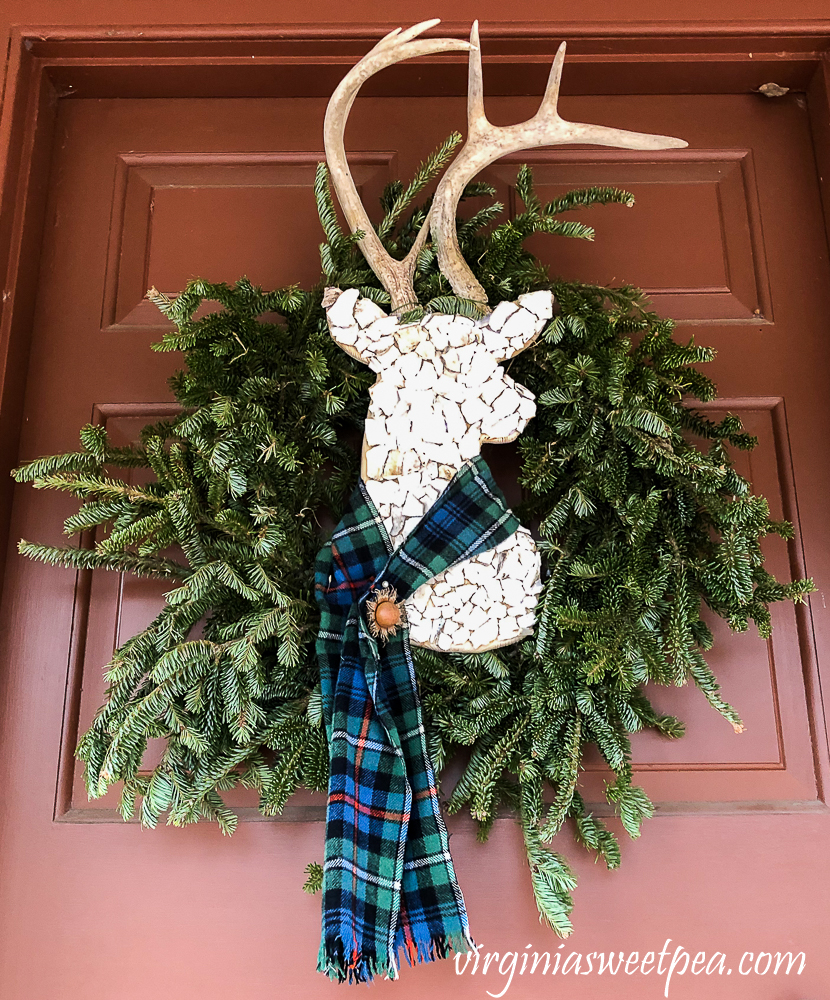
[329,791,407,823]
[328,544,376,594]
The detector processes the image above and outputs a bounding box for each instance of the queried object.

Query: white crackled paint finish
[324,286,554,652]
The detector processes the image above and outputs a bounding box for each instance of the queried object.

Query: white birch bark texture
[322,18,687,651]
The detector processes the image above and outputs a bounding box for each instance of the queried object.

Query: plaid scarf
[314,455,520,983]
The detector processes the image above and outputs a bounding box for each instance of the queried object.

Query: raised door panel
[483,149,772,323]
[60,398,818,818]
[103,152,393,329]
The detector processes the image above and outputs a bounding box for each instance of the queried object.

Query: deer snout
[479,375,537,444]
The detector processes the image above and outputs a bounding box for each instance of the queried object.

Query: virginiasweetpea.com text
[454,939,806,997]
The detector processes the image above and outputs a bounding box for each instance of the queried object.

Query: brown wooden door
[0,85,828,997]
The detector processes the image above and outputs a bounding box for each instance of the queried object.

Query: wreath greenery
[15,133,812,935]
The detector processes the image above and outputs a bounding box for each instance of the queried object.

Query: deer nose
[511,379,537,426]
[502,373,534,405]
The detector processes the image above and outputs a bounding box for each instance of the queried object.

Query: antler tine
[466,20,486,137]
[431,26,688,305]
[396,18,442,45]
[376,26,402,43]
[536,41,566,119]
[324,21,471,313]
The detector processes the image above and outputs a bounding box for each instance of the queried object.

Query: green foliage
[16,275,371,834]
[15,140,812,933]
[303,861,324,894]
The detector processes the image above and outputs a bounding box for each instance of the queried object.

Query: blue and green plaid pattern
[315,455,520,982]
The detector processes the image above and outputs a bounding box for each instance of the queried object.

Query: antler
[431,22,689,305]
[323,19,471,313]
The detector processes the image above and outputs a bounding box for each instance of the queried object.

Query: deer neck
[361,398,477,548]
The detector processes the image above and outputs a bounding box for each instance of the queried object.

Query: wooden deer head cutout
[322,19,687,653]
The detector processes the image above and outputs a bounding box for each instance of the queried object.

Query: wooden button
[374,600,401,628]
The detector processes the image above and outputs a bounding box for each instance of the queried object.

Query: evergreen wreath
[15,134,812,935]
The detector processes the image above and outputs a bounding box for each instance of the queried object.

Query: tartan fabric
[314,455,520,983]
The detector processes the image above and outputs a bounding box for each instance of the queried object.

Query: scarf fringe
[318,930,475,984]
[396,927,476,971]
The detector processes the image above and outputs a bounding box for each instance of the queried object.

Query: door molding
[2,23,830,822]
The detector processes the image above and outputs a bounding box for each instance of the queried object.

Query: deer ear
[478,290,555,360]
[323,287,395,367]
